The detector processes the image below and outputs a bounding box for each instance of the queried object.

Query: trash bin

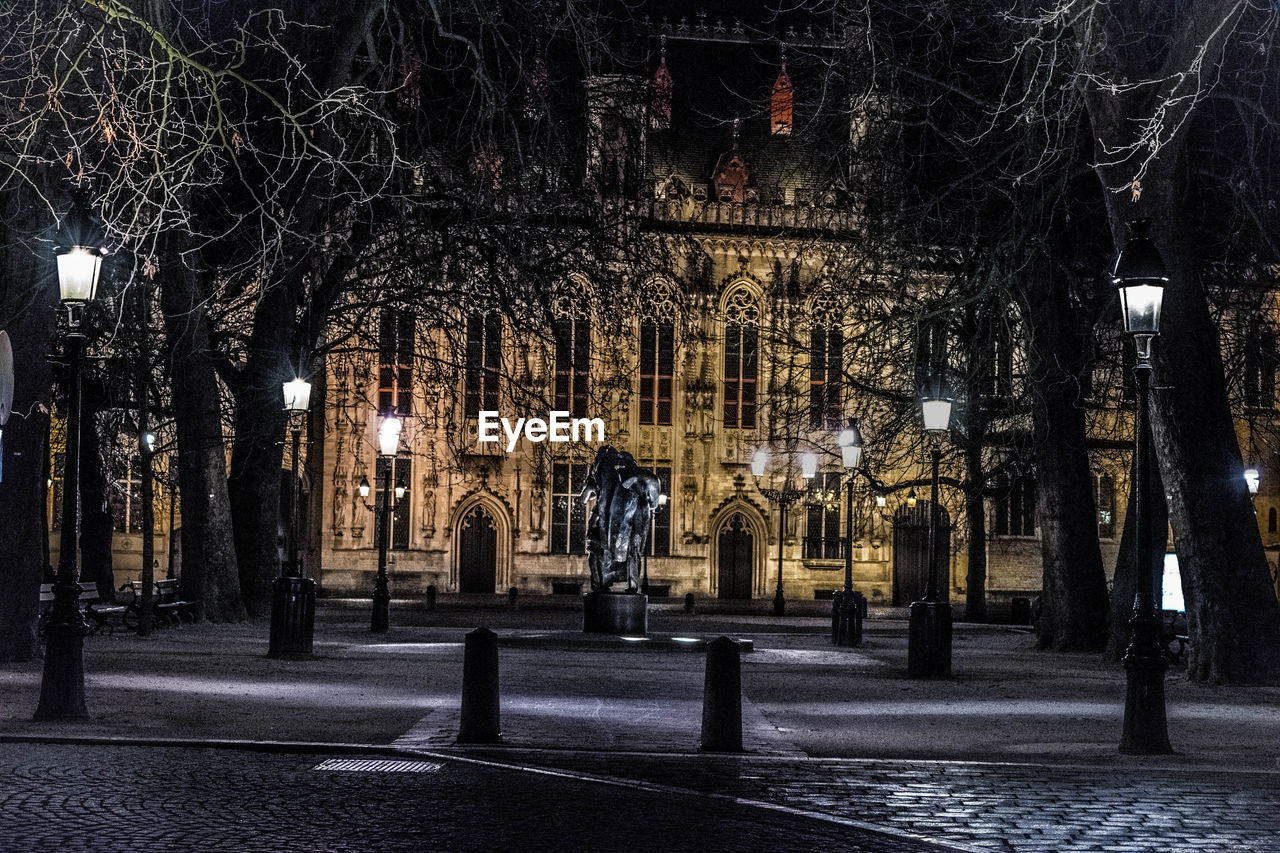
[268,575,315,658]
[1010,596,1032,626]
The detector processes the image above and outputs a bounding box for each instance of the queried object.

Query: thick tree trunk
[160,236,244,623]
[1105,439,1168,661]
[1025,263,1110,651]
[1112,178,1280,682]
[1080,0,1280,681]
[0,229,56,662]
[227,282,294,617]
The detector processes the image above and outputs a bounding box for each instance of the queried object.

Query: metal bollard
[457,627,501,744]
[700,636,743,752]
[508,586,519,609]
[426,584,437,611]
[684,592,696,614]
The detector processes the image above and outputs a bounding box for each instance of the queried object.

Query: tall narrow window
[465,312,502,416]
[554,315,591,419]
[379,309,414,417]
[985,326,1014,398]
[995,475,1037,537]
[1244,329,1277,409]
[723,286,759,429]
[809,325,844,428]
[640,460,672,557]
[111,459,144,533]
[804,471,843,559]
[639,319,675,425]
[551,462,590,555]
[374,456,412,551]
[1095,472,1115,539]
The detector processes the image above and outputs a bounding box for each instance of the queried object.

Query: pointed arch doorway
[717,512,755,599]
[892,500,950,605]
[458,506,497,594]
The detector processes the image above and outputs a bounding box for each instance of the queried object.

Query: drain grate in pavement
[313,758,443,773]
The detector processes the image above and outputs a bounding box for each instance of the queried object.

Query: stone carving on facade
[350,466,367,539]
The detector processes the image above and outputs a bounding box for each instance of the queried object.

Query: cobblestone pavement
[0,743,955,853]
[450,748,1280,853]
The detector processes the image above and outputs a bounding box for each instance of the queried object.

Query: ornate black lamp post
[833,417,864,646]
[269,377,317,657]
[35,244,104,720]
[1113,218,1173,755]
[363,415,405,633]
[907,373,953,678]
[751,446,807,616]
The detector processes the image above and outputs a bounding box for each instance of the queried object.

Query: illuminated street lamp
[751,445,807,616]
[907,373,953,678]
[833,418,864,647]
[1244,467,1260,496]
[36,243,104,720]
[367,415,405,633]
[1113,218,1173,755]
[269,376,317,658]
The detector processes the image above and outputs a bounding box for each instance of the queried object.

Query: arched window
[723,285,760,429]
[639,285,676,425]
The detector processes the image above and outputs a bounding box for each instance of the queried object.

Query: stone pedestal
[583,591,648,635]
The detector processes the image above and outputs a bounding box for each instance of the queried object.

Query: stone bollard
[457,627,501,744]
[700,636,743,752]
[508,586,519,609]
[426,584,437,611]
[684,592,696,614]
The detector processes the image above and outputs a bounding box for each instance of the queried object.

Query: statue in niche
[530,486,546,538]
[580,446,662,592]
[422,489,436,538]
[332,483,348,538]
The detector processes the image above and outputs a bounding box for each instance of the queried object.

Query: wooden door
[459,507,496,594]
[717,513,754,599]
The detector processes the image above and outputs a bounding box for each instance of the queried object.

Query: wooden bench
[38,582,126,635]
[119,579,200,630]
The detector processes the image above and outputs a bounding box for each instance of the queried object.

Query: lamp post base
[268,575,316,658]
[371,576,391,634]
[907,600,952,678]
[34,613,89,720]
[772,587,786,617]
[832,590,864,647]
[1119,612,1173,754]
